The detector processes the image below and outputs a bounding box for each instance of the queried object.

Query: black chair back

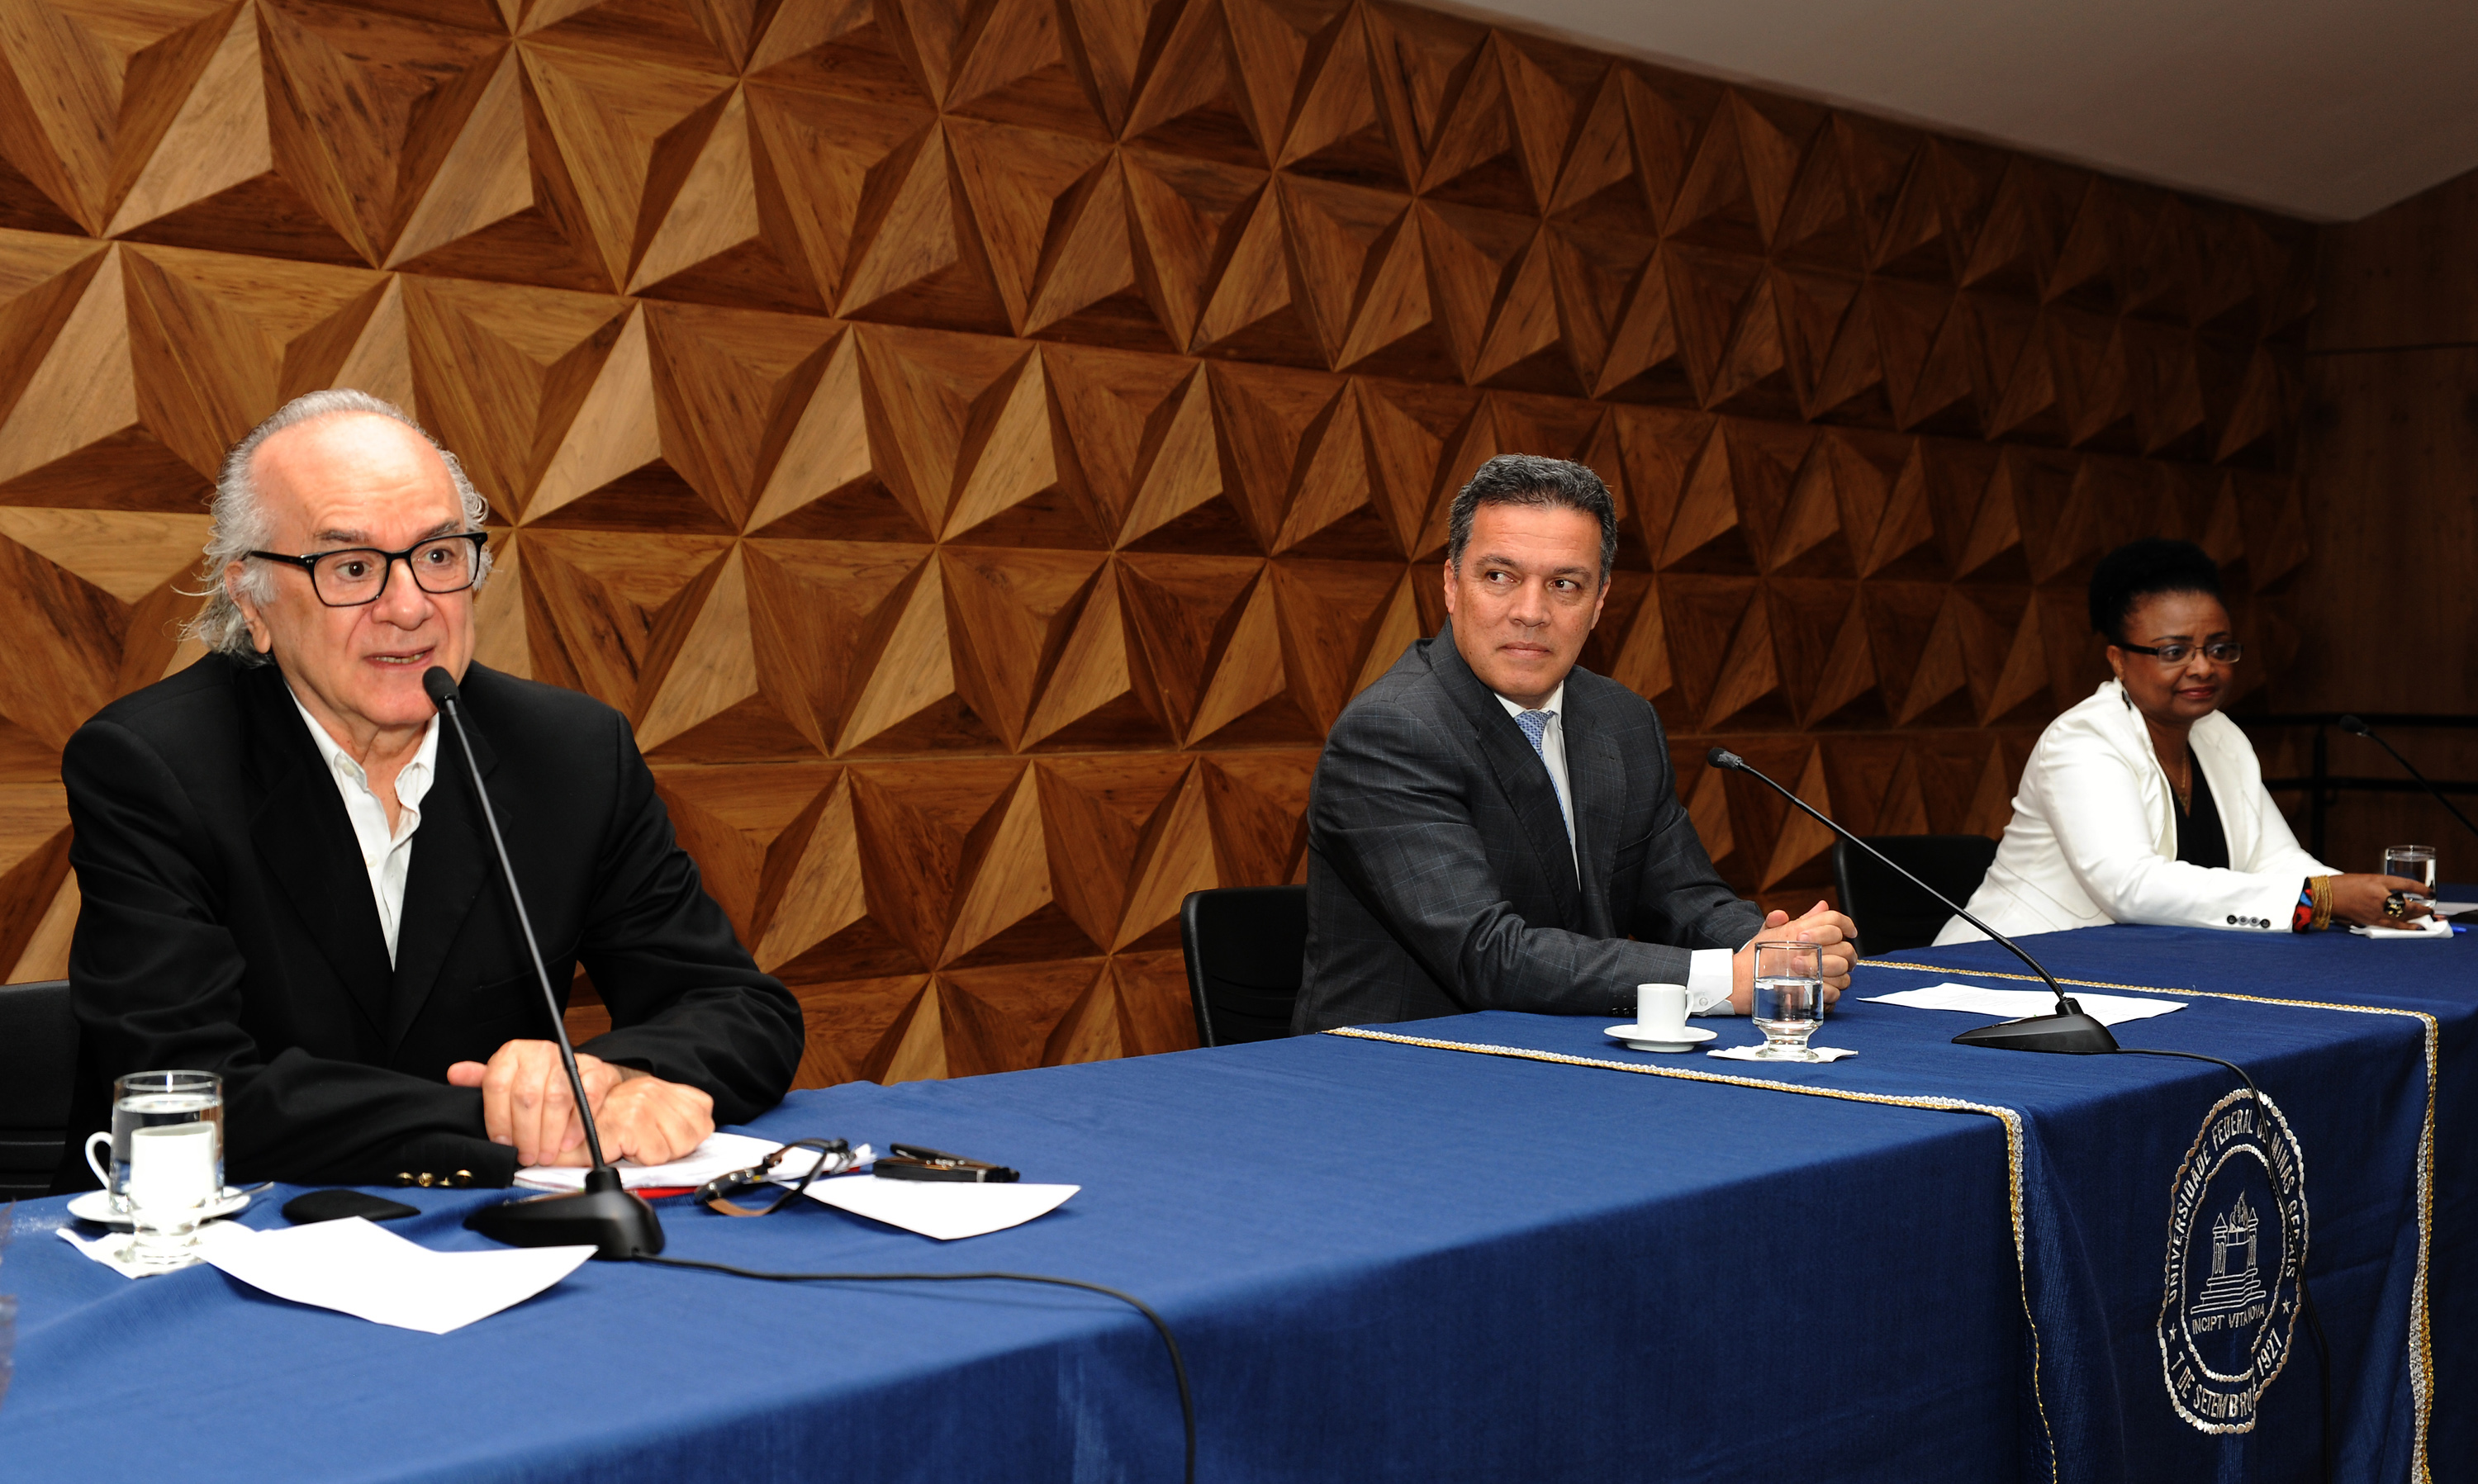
[0,978,74,1200]
[1833,837,2001,956]
[1180,886,1308,1047]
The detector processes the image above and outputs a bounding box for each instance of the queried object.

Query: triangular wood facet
[0,1,2316,1090]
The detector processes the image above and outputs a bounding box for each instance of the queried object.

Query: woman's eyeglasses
[2119,640,2243,666]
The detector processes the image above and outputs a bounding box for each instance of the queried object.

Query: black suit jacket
[55,656,805,1189]
[1294,626,1763,1031]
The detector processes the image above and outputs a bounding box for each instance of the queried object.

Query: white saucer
[1605,1022,1717,1054]
[68,1187,252,1228]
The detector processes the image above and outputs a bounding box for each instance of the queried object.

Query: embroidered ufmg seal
[2158,1087,2309,1432]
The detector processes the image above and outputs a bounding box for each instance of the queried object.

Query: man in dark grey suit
[1294,455,1858,1032]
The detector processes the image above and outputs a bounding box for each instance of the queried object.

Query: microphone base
[1951,1004,2121,1055]
[463,1165,665,1260]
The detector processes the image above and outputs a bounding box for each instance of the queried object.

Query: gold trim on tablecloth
[1322,1024,2059,1484]
[1856,957,2440,1483]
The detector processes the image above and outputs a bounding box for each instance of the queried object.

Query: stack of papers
[1862,983,2184,1025]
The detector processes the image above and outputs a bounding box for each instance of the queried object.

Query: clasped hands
[446,1041,714,1168]
[1728,901,1860,1015]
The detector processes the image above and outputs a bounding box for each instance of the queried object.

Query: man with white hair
[55,390,804,1191]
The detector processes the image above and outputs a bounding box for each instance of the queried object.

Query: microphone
[424,666,663,1259]
[1704,747,2119,1055]
[2338,715,2478,845]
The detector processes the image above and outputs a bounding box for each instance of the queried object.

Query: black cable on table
[634,1253,1197,1484]
[2116,1047,2333,1484]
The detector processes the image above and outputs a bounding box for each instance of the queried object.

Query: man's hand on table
[591,1071,715,1167]
[446,1040,715,1167]
[1726,902,1861,1013]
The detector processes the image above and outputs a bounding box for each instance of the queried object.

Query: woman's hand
[2326,874,2435,927]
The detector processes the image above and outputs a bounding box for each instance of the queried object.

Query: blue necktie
[1517,711,1576,871]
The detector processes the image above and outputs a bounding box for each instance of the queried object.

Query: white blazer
[1936,680,2332,944]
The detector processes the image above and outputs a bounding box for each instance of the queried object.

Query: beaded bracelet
[2290,875,2335,932]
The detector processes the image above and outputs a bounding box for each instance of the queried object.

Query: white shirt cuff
[1686,949,1737,1015]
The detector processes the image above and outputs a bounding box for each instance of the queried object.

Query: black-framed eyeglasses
[693,1137,857,1216]
[2119,640,2243,665]
[247,532,488,608]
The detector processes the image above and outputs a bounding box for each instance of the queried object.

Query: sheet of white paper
[199,1217,592,1334]
[515,1132,864,1191]
[2433,901,2477,916]
[58,1219,251,1279]
[2351,914,2454,939]
[803,1177,1078,1241]
[1863,983,2184,1026]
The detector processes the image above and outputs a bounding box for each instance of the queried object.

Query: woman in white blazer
[1939,540,2425,944]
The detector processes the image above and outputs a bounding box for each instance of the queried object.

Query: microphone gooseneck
[427,669,607,1171]
[2337,715,2478,845]
[1703,747,2119,1055]
[426,666,663,1258]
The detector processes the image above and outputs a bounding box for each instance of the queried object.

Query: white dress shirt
[1493,685,1738,1014]
[291,690,439,967]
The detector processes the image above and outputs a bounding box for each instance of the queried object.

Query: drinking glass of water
[1749,941,1826,1061]
[83,1070,221,1230]
[2383,845,2437,907]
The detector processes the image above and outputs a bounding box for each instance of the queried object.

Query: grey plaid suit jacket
[1293,624,1762,1031]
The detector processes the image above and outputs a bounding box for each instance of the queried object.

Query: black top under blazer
[1294,625,1763,1031]
[55,655,805,1190]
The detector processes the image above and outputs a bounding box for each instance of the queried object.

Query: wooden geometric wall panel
[0,0,2313,1086]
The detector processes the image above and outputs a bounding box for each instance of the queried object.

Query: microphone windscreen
[1706,747,1743,770]
[422,666,459,709]
[2338,714,2371,737]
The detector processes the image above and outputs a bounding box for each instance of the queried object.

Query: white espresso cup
[126,1121,219,1210]
[121,1121,221,1268]
[83,1130,118,1207]
[1635,983,1689,1040]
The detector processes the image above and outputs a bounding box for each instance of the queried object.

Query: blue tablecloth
[1877,921,2475,1482]
[0,923,2464,1484]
